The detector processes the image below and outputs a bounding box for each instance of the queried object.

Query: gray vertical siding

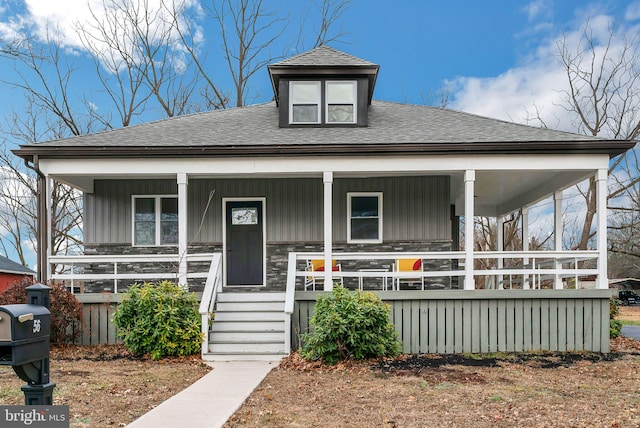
[85,179,177,244]
[293,290,612,354]
[84,176,450,245]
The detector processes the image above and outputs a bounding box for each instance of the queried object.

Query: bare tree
[208,0,288,107]
[556,21,640,254]
[297,0,351,51]
[76,0,191,126]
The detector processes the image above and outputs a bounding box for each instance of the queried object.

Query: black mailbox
[0,304,51,366]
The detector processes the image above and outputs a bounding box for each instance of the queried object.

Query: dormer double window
[289,80,357,125]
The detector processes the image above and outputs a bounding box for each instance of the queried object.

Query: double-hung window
[289,80,357,124]
[133,196,178,246]
[289,81,321,124]
[326,81,356,123]
[347,192,383,243]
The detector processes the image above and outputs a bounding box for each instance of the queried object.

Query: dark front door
[225,200,264,286]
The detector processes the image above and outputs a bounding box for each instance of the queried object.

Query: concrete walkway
[127,360,278,428]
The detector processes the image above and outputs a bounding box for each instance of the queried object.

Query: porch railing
[49,253,216,293]
[284,250,601,297]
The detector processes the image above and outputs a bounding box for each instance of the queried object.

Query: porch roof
[14,101,634,161]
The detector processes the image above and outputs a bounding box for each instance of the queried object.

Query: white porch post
[554,190,563,289]
[522,206,530,289]
[496,215,504,290]
[464,170,475,290]
[323,172,334,291]
[177,173,188,287]
[45,176,52,281]
[596,168,608,289]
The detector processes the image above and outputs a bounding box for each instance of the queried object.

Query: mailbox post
[0,283,55,405]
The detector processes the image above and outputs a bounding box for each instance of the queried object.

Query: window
[326,81,356,123]
[288,80,357,124]
[290,81,321,124]
[133,196,178,246]
[347,192,382,243]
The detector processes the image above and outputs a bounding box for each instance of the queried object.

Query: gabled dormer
[268,46,379,127]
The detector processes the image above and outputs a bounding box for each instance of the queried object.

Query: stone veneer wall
[81,244,221,293]
[266,240,456,292]
[79,241,455,293]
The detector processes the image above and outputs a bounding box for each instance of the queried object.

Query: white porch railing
[284,250,602,312]
[49,253,215,293]
[198,253,223,356]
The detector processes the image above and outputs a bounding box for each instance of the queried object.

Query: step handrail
[198,253,223,356]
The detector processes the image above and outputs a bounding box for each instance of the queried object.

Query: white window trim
[347,192,383,244]
[325,80,357,124]
[132,195,178,247]
[289,81,321,124]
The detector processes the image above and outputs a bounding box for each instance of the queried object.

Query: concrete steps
[203,292,287,361]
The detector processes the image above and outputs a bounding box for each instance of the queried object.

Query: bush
[301,285,402,365]
[0,279,83,345]
[113,281,203,360]
[610,298,623,339]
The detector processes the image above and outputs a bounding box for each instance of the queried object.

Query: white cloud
[449,11,635,135]
[523,0,554,21]
[626,1,640,21]
[3,0,200,52]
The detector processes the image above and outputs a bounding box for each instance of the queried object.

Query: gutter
[22,155,48,283]
[13,139,636,160]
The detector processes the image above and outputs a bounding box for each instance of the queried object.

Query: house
[0,255,35,294]
[13,46,635,359]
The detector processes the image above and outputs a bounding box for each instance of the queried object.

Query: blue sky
[1,0,638,127]
[0,0,638,268]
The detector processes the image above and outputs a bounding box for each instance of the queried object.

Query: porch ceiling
[453,169,593,217]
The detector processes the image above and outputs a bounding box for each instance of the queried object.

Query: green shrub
[610,298,622,339]
[301,285,402,365]
[113,281,203,360]
[0,279,83,345]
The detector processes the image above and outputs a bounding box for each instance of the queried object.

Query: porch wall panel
[292,290,611,354]
[76,294,123,346]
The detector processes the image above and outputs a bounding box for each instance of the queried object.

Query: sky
[0,0,638,268]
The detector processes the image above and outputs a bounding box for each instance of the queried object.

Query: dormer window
[290,81,321,124]
[326,81,356,123]
[288,80,357,125]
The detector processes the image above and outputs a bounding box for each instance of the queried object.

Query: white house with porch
[14,46,635,360]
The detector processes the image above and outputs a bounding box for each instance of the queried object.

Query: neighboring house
[14,46,635,359]
[0,255,35,294]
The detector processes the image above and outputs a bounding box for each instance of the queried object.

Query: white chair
[305,259,343,291]
[392,258,424,290]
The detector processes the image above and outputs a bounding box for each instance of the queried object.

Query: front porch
[65,248,613,357]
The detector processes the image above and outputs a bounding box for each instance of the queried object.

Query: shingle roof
[270,45,377,67]
[0,255,35,275]
[22,100,612,149]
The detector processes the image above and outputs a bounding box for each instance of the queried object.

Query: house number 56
[33,319,41,334]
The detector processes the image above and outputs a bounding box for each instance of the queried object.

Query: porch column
[522,206,530,289]
[323,172,333,291]
[177,173,188,287]
[464,170,475,290]
[554,190,563,289]
[496,215,504,290]
[596,168,608,289]
[39,173,50,282]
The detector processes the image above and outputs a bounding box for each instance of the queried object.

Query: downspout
[23,155,48,283]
